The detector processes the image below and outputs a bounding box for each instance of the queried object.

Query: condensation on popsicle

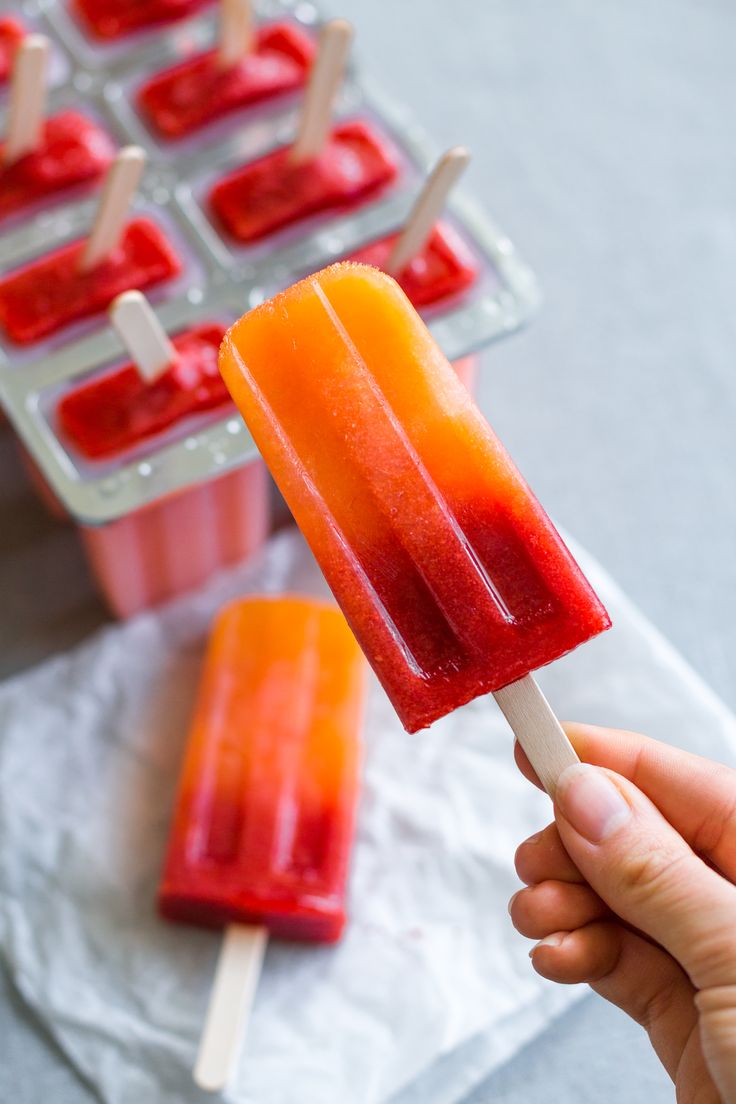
[137,22,314,140]
[219,264,611,733]
[159,595,366,942]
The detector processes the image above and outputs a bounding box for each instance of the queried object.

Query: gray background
[2,0,734,1100]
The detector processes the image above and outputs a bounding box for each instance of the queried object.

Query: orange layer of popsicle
[159,596,366,942]
[219,264,610,732]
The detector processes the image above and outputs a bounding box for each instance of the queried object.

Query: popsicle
[59,292,268,616]
[0,148,182,345]
[0,17,25,85]
[73,0,213,41]
[349,147,479,309]
[209,20,398,243]
[137,7,315,140]
[160,595,366,1090]
[59,320,231,458]
[1,36,114,220]
[219,264,612,794]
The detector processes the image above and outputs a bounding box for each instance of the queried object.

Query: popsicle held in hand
[209,19,398,243]
[160,596,366,1090]
[0,35,114,221]
[219,264,611,795]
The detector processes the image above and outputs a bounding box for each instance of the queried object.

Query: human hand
[510,724,736,1103]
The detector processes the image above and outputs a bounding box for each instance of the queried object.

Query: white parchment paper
[0,529,734,1104]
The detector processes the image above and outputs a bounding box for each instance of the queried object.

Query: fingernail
[508,890,522,916]
[556,764,631,843]
[529,932,567,958]
[526,830,544,846]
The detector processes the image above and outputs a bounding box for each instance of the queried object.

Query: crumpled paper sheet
[0,529,734,1104]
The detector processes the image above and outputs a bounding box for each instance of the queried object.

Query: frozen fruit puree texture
[137,23,314,139]
[0,111,116,222]
[159,596,366,942]
[209,121,398,243]
[350,222,479,309]
[0,218,182,345]
[59,323,230,459]
[219,264,611,733]
[73,0,212,40]
[0,17,24,83]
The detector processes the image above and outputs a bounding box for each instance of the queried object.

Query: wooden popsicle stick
[385,146,471,276]
[218,0,253,69]
[493,674,579,798]
[3,35,50,166]
[109,291,177,382]
[194,923,268,1093]
[290,19,353,165]
[79,146,146,274]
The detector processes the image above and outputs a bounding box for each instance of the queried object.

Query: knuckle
[616,841,689,902]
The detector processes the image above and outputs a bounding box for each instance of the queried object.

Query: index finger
[514,723,736,882]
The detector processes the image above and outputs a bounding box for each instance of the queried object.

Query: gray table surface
[2,0,735,1100]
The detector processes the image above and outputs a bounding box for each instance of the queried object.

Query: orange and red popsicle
[219,264,610,733]
[159,595,366,942]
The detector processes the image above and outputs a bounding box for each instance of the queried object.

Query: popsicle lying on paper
[137,21,314,140]
[59,320,230,458]
[0,17,25,85]
[219,264,611,794]
[160,595,366,1089]
[350,147,479,309]
[73,0,211,40]
[209,20,398,243]
[0,148,181,344]
[1,36,114,221]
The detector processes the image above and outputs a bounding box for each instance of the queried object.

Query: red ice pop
[160,595,366,1090]
[0,17,25,85]
[0,148,181,345]
[137,19,314,140]
[73,0,213,41]
[1,36,114,220]
[209,20,398,243]
[58,320,230,458]
[349,148,479,309]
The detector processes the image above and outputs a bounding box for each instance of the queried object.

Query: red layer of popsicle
[0,17,25,84]
[209,120,398,243]
[0,111,115,223]
[137,22,314,140]
[350,223,479,309]
[72,0,213,41]
[58,322,231,458]
[0,218,182,344]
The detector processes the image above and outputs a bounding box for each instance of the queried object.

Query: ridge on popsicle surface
[219,263,610,733]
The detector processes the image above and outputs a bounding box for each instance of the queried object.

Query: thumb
[554,763,736,993]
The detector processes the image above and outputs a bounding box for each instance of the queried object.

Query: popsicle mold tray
[0,0,540,527]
